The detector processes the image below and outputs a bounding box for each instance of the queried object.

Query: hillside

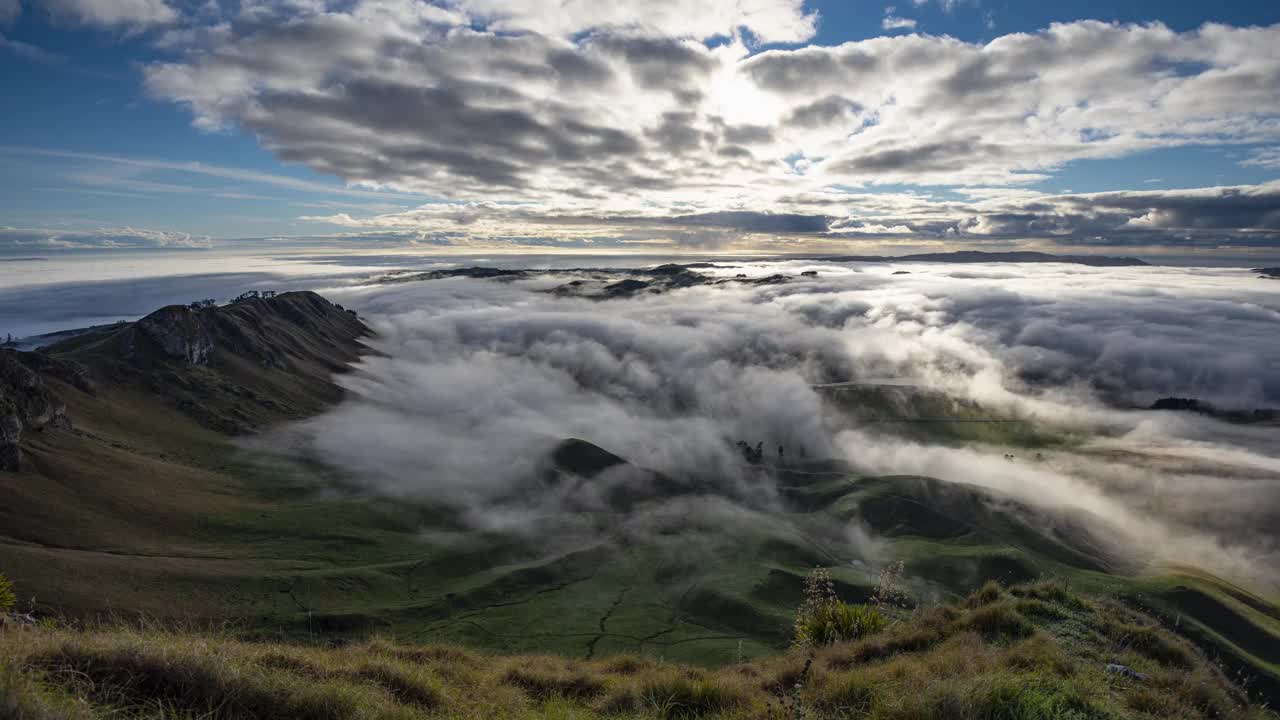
[2,291,1278,713]
[2,580,1274,719]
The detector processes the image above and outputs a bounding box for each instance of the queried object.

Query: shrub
[0,573,15,614]
[796,601,889,648]
[794,567,888,648]
[872,560,912,609]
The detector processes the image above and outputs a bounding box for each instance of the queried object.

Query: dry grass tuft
[503,659,605,701]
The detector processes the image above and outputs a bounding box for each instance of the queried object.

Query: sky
[1,0,1279,258]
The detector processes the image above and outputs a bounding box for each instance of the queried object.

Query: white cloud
[0,225,211,251]
[278,262,1280,586]
[295,181,1280,252]
[140,7,1280,232]
[881,15,916,31]
[1242,147,1280,170]
[42,0,177,28]
[456,0,817,43]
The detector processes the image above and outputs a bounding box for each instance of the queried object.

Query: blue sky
[1,0,1278,256]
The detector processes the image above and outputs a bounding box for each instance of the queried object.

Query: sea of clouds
[5,253,1277,587]
[268,259,1280,589]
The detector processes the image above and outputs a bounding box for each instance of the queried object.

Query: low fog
[268,260,1279,590]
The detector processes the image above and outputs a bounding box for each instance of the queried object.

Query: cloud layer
[0,225,211,251]
[123,1,1280,250]
[275,260,1280,588]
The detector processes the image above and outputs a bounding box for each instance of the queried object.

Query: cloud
[0,226,212,252]
[140,6,1280,233]
[882,16,917,31]
[455,0,817,43]
[1243,146,1280,170]
[0,146,426,202]
[2,249,1276,585]
[0,32,63,63]
[297,181,1280,251]
[41,0,177,29]
[264,260,1280,588]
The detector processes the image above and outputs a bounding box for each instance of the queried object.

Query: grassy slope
[2,581,1275,719]
[1,300,1277,705]
[4,378,1280,682]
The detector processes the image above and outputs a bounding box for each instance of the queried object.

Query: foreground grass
[2,581,1274,720]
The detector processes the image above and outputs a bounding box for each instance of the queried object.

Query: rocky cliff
[0,350,75,471]
[135,305,215,364]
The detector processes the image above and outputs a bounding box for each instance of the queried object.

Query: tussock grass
[1100,617,1197,669]
[961,603,1035,642]
[0,581,1274,720]
[964,580,1003,608]
[503,658,606,701]
[1010,579,1091,612]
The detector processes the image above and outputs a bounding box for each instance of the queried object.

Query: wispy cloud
[882,15,917,30]
[0,33,64,63]
[0,146,429,202]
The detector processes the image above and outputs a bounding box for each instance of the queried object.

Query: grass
[3,346,1278,693]
[0,582,1273,720]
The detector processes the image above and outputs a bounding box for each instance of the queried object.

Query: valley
[2,284,1277,710]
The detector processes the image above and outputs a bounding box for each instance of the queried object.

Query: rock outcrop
[0,350,72,471]
[135,305,215,365]
[42,291,370,435]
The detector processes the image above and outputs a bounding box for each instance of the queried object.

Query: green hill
[1,292,1277,712]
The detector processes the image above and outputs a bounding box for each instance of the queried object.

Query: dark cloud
[667,211,831,234]
[588,35,716,92]
[821,183,1280,248]
[827,138,1009,174]
[784,95,861,128]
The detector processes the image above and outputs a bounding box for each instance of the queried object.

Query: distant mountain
[813,250,1150,267]
[1151,396,1278,424]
